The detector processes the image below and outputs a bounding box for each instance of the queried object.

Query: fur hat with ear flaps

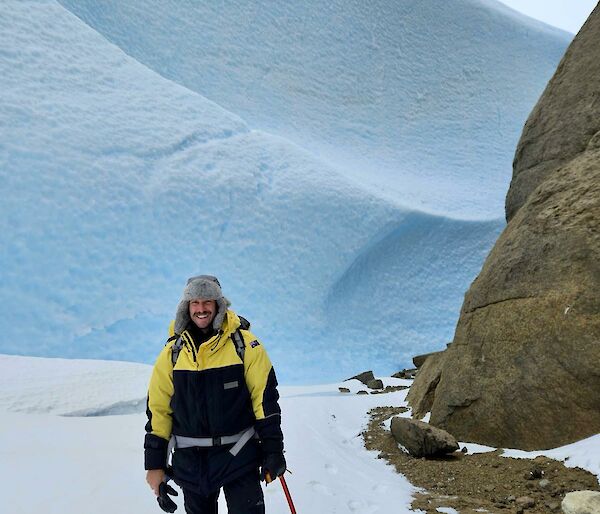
[174,275,231,334]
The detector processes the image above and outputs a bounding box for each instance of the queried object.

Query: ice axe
[265,472,297,514]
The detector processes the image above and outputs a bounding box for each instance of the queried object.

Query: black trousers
[183,469,265,514]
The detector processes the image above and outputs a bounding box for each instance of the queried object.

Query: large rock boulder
[390,417,459,458]
[506,5,600,222]
[412,349,446,369]
[412,6,600,450]
[346,371,375,385]
[406,350,447,420]
[562,491,600,514]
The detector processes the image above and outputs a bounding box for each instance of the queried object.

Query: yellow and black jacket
[144,309,283,494]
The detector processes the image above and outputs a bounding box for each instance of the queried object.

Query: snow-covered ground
[0,355,419,513]
[0,355,598,513]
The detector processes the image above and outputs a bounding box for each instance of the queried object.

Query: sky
[497,0,597,33]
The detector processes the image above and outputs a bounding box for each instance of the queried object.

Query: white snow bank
[0,355,421,513]
[437,507,459,514]
[0,355,151,415]
[502,435,600,482]
[458,442,497,454]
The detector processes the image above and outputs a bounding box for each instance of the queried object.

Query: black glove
[157,482,178,513]
[260,452,287,482]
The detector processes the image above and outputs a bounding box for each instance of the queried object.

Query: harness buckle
[212,436,222,446]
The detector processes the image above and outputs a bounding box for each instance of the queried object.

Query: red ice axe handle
[265,472,297,514]
[279,475,297,514]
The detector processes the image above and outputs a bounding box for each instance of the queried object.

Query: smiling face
[188,298,217,329]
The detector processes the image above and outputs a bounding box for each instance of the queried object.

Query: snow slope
[1,355,598,513]
[58,0,570,218]
[0,0,507,383]
[0,355,421,514]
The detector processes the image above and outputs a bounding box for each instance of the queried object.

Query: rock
[545,500,560,511]
[338,387,350,393]
[392,368,417,379]
[390,417,459,458]
[507,6,600,221]
[406,350,447,420]
[411,5,600,450]
[346,371,374,385]
[515,496,535,509]
[562,491,600,514]
[526,468,544,480]
[356,390,368,395]
[367,379,384,389]
[412,350,445,369]
[538,478,551,489]
[369,385,409,395]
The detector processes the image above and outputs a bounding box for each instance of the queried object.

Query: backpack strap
[232,329,246,362]
[238,315,250,330]
[232,315,251,362]
[170,335,185,367]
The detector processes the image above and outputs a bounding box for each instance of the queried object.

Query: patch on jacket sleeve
[250,340,260,348]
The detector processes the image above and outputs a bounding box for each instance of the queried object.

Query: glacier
[57,0,571,218]
[0,0,569,382]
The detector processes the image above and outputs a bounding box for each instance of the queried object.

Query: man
[145,275,286,513]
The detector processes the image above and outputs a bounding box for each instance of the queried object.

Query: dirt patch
[363,406,599,513]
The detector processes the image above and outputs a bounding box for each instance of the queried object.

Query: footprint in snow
[347,499,379,513]
[324,463,338,475]
[307,480,334,496]
[372,483,388,493]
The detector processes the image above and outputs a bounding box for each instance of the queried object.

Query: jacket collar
[184,309,241,352]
